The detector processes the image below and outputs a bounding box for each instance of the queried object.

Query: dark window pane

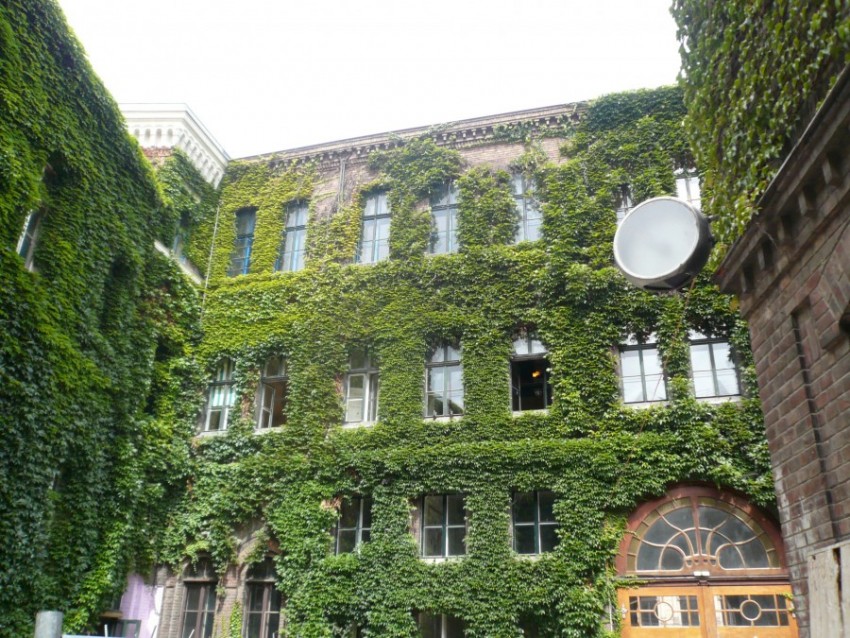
[538,492,556,522]
[539,524,559,552]
[245,614,262,638]
[444,615,465,637]
[337,530,357,553]
[513,492,535,523]
[185,585,200,610]
[340,500,359,528]
[424,528,444,557]
[514,526,536,554]
[446,495,465,525]
[362,496,373,528]
[424,496,444,526]
[247,584,264,611]
[660,548,685,570]
[447,527,466,556]
[181,613,198,638]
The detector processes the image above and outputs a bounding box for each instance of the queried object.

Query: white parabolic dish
[613,196,712,291]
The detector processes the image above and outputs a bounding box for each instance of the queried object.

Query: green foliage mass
[0,2,203,634]
[672,0,850,255]
[171,86,774,637]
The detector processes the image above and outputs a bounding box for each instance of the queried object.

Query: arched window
[616,487,797,636]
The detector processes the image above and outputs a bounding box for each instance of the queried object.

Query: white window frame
[344,348,379,425]
[512,173,542,243]
[257,355,287,430]
[419,494,467,558]
[356,191,390,264]
[688,331,741,399]
[425,343,464,418]
[204,359,236,432]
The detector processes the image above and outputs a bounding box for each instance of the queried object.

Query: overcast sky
[57,0,682,159]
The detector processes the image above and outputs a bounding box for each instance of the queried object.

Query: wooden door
[619,584,797,638]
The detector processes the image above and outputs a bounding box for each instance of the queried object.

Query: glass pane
[622,379,645,403]
[337,530,356,554]
[620,349,642,377]
[376,216,391,240]
[428,368,445,395]
[642,349,663,376]
[185,585,201,610]
[204,585,216,610]
[448,365,463,393]
[340,499,359,528]
[418,613,440,638]
[427,393,444,417]
[433,209,449,233]
[446,495,465,525]
[236,209,256,235]
[513,492,535,523]
[247,584,264,611]
[715,369,740,395]
[368,373,379,421]
[181,612,198,638]
[350,348,368,370]
[424,495,444,526]
[539,523,559,552]
[444,615,464,637]
[362,497,373,528]
[637,543,662,570]
[690,343,712,371]
[660,547,685,570]
[645,373,667,401]
[538,492,556,522]
[445,344,461,362]
[514,525,536,554]
[376,239,390,262]
[429,346,445,363]
[526,218,542,242]
[423,528,444,557]
[513,336,530,356]
[447,391,464,415]
[447,527,466,556]
[245,613,263,638]
[269,587,282,612]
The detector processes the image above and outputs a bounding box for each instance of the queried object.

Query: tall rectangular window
[689,331,740,398]
[181,560,217,638]
[511,331,552,411]
[344,348,379,424]
[244,558,281,638]
[675,169,701,209]
[619,335,667,403]
[512,491,559,554]
[512,174,542,243]
[276,202,308,272]
[425,343,464,417]
[417,613,466,638]
[420,494,466,558]
[429,182,458,254]
[205,359,236,431]
[357,192,390,263]
[334,495,373,553]
[17,210,42,271]
[228,207,257,276]
[615,185,634,223]
[257,356,287,430]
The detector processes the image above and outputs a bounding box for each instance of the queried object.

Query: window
[181,559,217,638]
[17,210,42,271]
[511,331,552,411]
[357,192,390,263]
[512,491,559,554]
[228,207,257,276]
[334,495,372,553]
[244,558,281,638]
[425,343,464,417]
[689,331,740,398]
[257,356,287,430]
[417,613,465,638]
[512,174,542,243]
[204,359,236,431]
[344,348,379,424]
[619,335,667,403]
[675,168,701,209]
[615,184,634,223]
[420,494,466,557]
[276,201,308,272]
[429,182,458,254]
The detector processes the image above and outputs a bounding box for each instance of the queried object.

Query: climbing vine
[671,0,850,255]
[166,85,774,637]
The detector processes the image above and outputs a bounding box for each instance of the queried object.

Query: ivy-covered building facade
[124,89,801,638]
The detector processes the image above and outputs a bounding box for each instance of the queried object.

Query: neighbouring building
[123,88,799,638]
[672,2,850,636]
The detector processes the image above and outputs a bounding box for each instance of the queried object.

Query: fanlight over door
[617,487,798,638]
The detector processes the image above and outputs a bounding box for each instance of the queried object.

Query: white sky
[57,0,682,159]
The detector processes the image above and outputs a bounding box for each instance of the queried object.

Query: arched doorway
[616,486,798,637]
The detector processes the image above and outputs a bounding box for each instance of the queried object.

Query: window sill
[622,400,668,410]
[511,408,549,417]
[342,421,376,430]
[196,429,228,437]
[419,556,466,564]
[423,415,464,423]
[696,394,742,405]
[254,426,284,435]
[513,553,546,561]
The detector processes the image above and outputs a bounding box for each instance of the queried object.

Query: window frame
[688,332,741,399]
[276,201,308,272]
[334,495,373,554]
[425,342,464,418]
[511,490,559,555]
[180,559,217,638]
[356,191,391,264]
[243,557,282,638]
[17,210,42,271]
[512,173,542,243]
[257,355,287,430]
[228,207,257,277]
[429,182,459,255]
[619,335,668,404]
[204,359,236,432]
[419,494,467,558]
[510,331,552,412]
[344,348,379,425]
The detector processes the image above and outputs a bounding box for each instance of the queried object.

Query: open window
[257,355,287,430]
[511,330,552,411]
[334,495,373,554]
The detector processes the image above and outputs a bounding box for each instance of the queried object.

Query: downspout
[201,199,223,312]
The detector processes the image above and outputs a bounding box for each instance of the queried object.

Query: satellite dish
[613,196,713,291]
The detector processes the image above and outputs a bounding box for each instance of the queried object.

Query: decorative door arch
[616,486,798,638]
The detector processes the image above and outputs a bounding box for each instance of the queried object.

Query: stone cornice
[238,103,586,169]
[121,103,230,187]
